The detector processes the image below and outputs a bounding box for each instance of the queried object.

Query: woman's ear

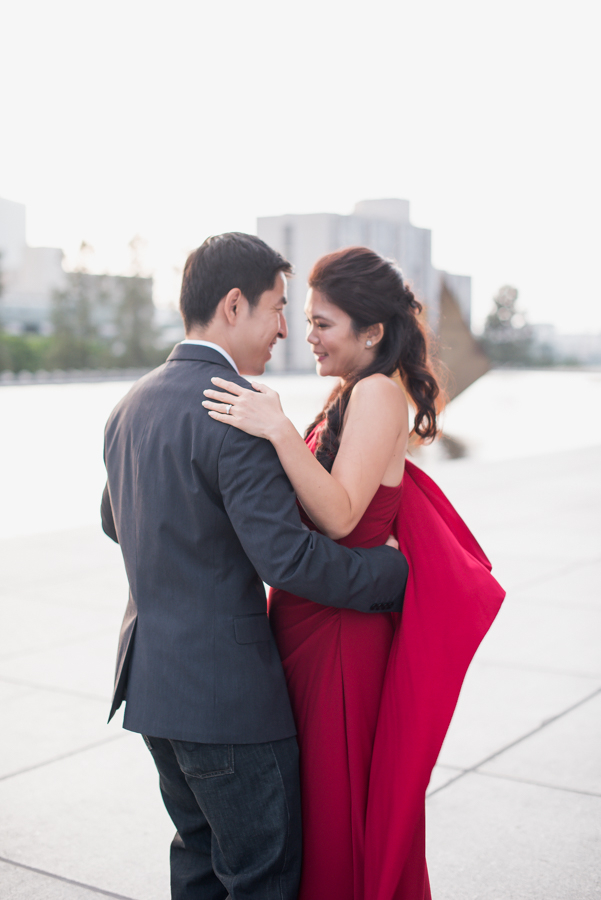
[365,323,384,348]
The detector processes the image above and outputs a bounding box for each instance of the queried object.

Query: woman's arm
[203,374,408,540]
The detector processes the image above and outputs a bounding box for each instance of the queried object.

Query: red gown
[268,427,505,900]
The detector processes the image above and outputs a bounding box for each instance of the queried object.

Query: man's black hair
[179,232,293,331]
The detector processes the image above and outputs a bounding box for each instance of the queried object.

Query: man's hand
[385,533,399,551]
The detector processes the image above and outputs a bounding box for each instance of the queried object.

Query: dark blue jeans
[142,735,302,900]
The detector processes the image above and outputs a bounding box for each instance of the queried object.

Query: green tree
[0,333,50,372]
[0,250,9,370]
[113,236,157,366]
[480,285,533,365]
[46,241,104,369]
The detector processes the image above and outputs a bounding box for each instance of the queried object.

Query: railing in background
[0,368,152,386]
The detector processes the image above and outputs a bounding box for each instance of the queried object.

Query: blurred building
[530,323,601,365]
[0,196,154,339]
[57,271,154,342]
[258,199,488,397]
[0,197,65,333]
[154,305,185,346]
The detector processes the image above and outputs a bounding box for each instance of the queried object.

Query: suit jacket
[102,343,408,743]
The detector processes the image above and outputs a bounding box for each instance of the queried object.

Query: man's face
[233,272,288,375]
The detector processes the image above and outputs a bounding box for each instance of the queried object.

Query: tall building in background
[0,197,154,339]
[258,199,474,380]
[0,197,65,333]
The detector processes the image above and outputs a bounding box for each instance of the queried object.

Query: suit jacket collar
[167,342,238,373]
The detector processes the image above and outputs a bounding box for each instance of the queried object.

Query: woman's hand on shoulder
[202,377,290,442]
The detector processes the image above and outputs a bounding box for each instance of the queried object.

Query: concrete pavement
[425,445,601,899]
[1,443,599,899]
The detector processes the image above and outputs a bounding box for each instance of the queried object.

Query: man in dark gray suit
[101,233,408,900]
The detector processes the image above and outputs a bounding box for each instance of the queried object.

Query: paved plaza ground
[1,426,600,897]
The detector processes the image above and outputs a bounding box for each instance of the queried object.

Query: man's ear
[223,288,242,326]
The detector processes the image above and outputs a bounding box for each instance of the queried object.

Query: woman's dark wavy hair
[305,246,444,471]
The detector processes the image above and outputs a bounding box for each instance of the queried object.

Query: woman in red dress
[203,247,505,900]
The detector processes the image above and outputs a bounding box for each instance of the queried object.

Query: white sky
[1,0,599,333]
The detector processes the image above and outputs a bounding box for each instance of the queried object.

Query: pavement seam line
[0,733,128,783]
[473,769,601,798]
[427,684,601,798]
[0,674,109,703]
[0,855,137,899]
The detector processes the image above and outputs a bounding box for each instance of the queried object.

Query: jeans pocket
[175,742,235,779]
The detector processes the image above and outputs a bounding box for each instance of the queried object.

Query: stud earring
[366,340,373,347]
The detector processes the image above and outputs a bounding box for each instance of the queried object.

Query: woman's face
[304,288,373,380]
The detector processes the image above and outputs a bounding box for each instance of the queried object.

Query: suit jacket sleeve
[217,423,407,613]
[101,482,119,543]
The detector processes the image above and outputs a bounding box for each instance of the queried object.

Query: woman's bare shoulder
[344,375,408,436]
[350,373,407,406]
